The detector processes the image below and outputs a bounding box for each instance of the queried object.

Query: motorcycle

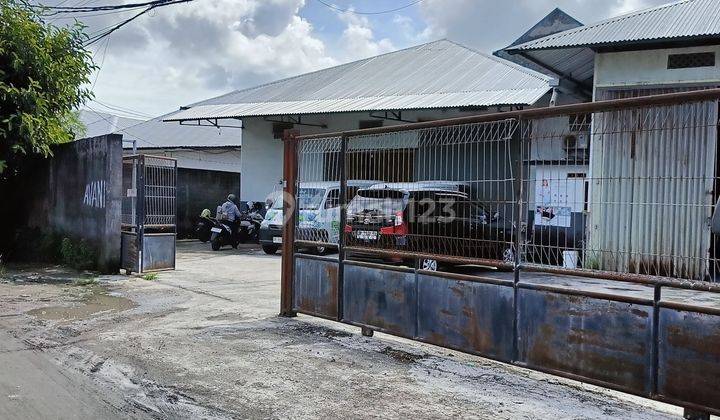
[236,202,265,243]
[210,205,240,251]
[210,218,238,251]
[196,209,215,243]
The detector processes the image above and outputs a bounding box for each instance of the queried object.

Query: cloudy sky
[43,0,671,118]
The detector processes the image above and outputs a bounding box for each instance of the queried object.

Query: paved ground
[0,241,684,419]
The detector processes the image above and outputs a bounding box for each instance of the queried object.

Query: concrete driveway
[0,241,682,419]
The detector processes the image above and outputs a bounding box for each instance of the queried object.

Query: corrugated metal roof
[120,118,241,149]
[78,109,241,149]
[510,0,720,51]
[165,39,554,122]
[77,110,142,139]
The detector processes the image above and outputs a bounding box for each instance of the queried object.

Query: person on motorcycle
[219,194,242,241]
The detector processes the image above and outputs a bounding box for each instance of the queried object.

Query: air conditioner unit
[563,132,589,159]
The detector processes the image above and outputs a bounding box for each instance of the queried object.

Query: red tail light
[344,225,353,233]
[380,211,407,236]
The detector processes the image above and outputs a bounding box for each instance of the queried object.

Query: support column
[280,131,298,317]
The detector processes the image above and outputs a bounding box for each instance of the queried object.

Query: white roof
[77,110,142,139]
[120,118,241,149]
[165,40,554,122]
[510,0,720,51]
[78,109,240,149]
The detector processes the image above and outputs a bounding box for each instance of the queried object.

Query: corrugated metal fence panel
[588,89,718,280]
[658,306,720,409]
[516,285,655,395]
[416,273,515,361]
[343,263,417,337]
[293,255,340,320]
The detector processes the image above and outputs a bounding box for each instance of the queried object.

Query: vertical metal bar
[651,283,661,396]
[513,117,525,362]
[338,134,348,319]
[281,132,298,317]
[173,159,178,270]
[137,155,146,273]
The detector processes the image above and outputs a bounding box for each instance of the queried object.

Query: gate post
[280,131,299,317]
[337,134,348,320]
[512,117,527,362]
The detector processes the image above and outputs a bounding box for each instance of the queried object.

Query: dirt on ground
[0,241,684,419]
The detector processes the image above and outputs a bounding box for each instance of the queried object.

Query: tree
[0,0,94,176]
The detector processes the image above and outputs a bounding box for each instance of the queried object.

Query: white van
[259,180,379,254]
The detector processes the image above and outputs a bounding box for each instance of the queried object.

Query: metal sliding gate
[121,154,178,273]
[281,89,720,416]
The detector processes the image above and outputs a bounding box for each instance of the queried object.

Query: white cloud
[417,0,672,52]
[49,0,337,116]
[335,9,395,61]
[47,0,673,117]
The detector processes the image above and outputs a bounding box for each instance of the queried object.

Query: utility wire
[39,0,187,12]
[31,0,194,45]
[83,0,193,46]
[91,99,154,119]
[314,0,424,15]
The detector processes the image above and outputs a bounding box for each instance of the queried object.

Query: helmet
[227,194,237,202]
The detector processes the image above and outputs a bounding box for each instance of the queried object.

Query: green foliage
[0,1,95,177]
[142,273,158,281]
[60,237,96,271]
[73,276,98,286]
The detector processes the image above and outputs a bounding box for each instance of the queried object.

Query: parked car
[345,182,515,270]
[258,180,379,255]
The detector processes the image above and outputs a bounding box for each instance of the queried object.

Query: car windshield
[298,188,326,210]
[348,189,406,215]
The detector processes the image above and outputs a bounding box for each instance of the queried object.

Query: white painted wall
[594,45,720,89]
[124,148,242,173]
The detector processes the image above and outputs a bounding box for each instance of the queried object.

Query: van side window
[325,189,340,209]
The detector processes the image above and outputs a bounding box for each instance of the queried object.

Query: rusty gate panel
[517,277,655,395]
[343,262,417,337]
[293,254,339,320]
[658,288,720,412]
[141,233,176,271]
[416,273,514,361]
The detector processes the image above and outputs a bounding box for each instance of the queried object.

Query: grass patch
[60,238,96,271]
[73,276,98,286]
[142,273,158,281]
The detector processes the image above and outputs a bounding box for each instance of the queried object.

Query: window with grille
[667,52,716,69]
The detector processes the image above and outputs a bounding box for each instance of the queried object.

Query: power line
[31,0,195,45]
[314,0,424,15]
[39,0,187,12]
[90,99,154,119]
[90,36,110,91]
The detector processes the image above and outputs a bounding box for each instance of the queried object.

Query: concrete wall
[26,135,123,273]
[594,45,720,89]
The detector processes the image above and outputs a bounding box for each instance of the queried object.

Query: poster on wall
[534,167,585,228]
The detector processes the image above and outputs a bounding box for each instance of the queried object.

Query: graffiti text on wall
[84,180,106,209]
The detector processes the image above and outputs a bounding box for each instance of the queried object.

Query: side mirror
[712,196,720,234]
